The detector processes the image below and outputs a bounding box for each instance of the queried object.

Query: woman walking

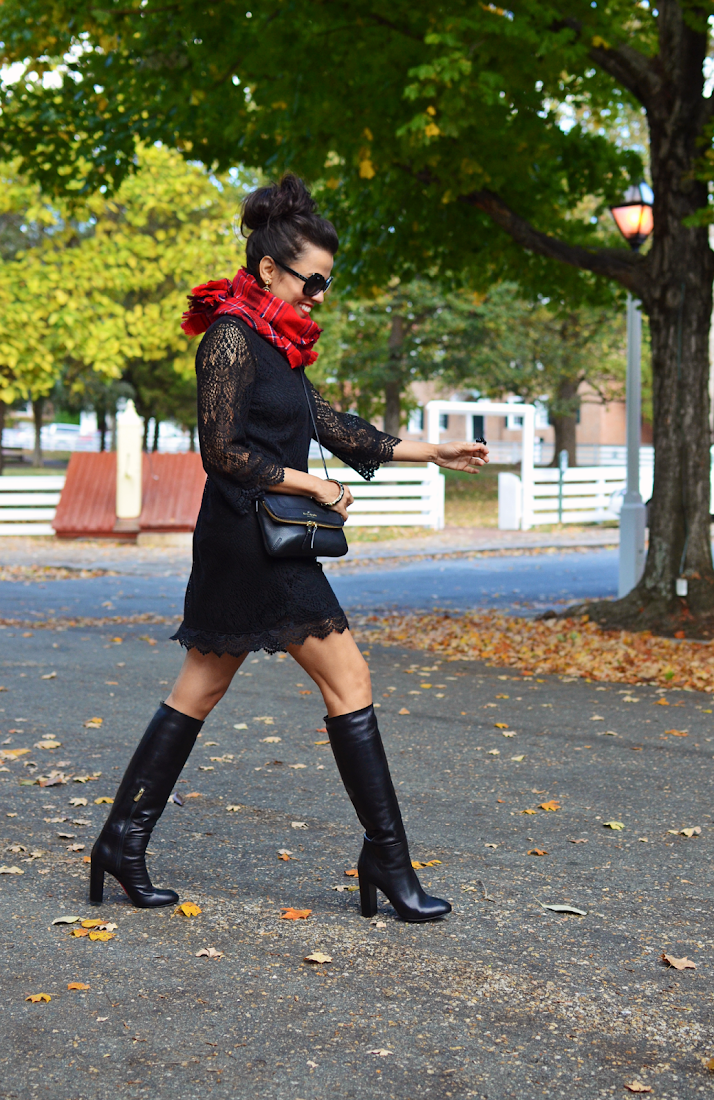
[90,175,489,922]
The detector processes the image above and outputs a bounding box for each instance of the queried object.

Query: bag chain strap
[300,368,331,482]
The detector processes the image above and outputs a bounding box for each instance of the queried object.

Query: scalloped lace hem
[171,612,349,656]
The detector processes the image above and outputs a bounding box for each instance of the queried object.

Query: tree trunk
[0,401,5,477]
[152,418,160,453]
[97,407,107,452]
[32,398,44,468]
[548,378,579,468]
[383,314,405,438]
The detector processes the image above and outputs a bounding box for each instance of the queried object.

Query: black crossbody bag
[255,369,348,558]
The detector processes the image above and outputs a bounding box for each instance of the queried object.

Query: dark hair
[241,174,338,277]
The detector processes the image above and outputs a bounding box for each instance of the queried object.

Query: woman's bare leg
[287,629,371,716]
[166,648,248,720]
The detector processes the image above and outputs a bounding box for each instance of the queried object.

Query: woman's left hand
[433,441,489,473]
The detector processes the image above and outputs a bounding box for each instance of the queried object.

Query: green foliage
[0,144,247,427]
[0,0,660,302]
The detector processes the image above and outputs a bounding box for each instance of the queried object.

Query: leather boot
[89,702,203,907]
[325,704,451,923]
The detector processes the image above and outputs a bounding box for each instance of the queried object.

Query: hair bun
[241,173,316,232]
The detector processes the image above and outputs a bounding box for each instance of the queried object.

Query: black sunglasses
[275,260,333,297]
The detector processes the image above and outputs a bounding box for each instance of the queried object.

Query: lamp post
[610,183,653,597]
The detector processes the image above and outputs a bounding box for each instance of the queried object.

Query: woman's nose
[310,290,325,304]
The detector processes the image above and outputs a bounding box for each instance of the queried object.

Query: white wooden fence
[0,476,66,535]
[319,466,445,529]
[0,467,446,536]
[499,463,654,529]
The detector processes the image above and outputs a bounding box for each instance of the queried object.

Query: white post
[116,400,143,520]
[520,405,535,530]
[618,294,647,597]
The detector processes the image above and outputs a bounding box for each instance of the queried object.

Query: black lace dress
[172,316,400,656]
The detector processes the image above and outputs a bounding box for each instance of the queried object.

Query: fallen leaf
[291,821,308,830]
[177,902,202,918]
[185,792,201,798]
[81,919,106,929]
[655,697,670,705]
[83,718,103,729]
[570,838,588,844]
[0,747,30,759]
[484,843,498,849]
[603,730,618,736]
[603,821,625,830]
[304,951,332,964]
[198,765,214,771]
[411,859,442,868]
[298,690,312,695]
[538,902,587,916]
[288,763,307,770]
[69,797,88,807]
[195,947,223,959]
[520,809,538,815]
[34,740,61,750]
[70,928,89,937]
[94,797,113,805]
[624,1082,652,1094]
[67,982,90,990]
[494,722,509,729]
[52,915,81,925]
[528,849,548,856]
[331,884,359,892]
[680,826,701,837]
[368,1048,393,1057]
[233,723,248,730]
[706,1057,714,1072]
[344,869,359,877]
[539,800,560,812]
[661,953,696,970]
[488,749,500,756]
[511,754,525,761]
[398,708,410,715]
[67,843,86,852]
[502,731,516,737]
[26,993,51,1003]
[0,865,24,874]
[261,736,281,743]
[280,908,312,920]
[590,715,604,721]
[40,672,57,680]
[226,805,241,812]
[665,728,688,737]
[88,931,115,941]
[253,716,275,724]
[170,792,184,806]
[313,739,329,745]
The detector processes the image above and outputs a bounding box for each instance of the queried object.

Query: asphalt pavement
[0,548,618,622]
[0,617,712,1099]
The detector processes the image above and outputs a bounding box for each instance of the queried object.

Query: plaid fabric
[181,268,322,369]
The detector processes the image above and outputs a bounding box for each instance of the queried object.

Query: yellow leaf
[304,951,332,964]
[359,158,376,179]
[344,869,359,877]
[424,122,441,137]
[83,717,103,728]
[655,698,670,705]
[494,722,509,729]
[88,931,115,941]
[603,821,624,830]
[398,708,410,715]
[539,801,560,812]
[67,982,90,990]
[521,809,537,814]
[80,919,105,929]
[94,797,113,805]
[177,902,202,918]
[70,928,89,937]
[26,993,51,1003]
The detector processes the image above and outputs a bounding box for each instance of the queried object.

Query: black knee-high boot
[89,702,203,907]
[325,704,451,922]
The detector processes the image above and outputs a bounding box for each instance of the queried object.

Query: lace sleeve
[308,383,400,481]
[196,318,285,514]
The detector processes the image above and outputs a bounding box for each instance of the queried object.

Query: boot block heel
[359,876,377,918]
[89,860,105,905]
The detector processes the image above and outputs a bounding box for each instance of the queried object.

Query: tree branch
[559,17,663,112]
[460,188,650,301]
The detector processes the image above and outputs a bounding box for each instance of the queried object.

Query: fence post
[116,400,143,523]
[557,449,569,523]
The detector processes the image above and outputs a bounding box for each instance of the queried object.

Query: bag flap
[261,493,345,528]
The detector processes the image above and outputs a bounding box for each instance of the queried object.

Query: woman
[90,175,489,923]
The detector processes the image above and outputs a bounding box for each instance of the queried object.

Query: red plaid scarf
[181,268,322,369]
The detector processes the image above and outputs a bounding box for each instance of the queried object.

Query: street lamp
[610,182,653,598]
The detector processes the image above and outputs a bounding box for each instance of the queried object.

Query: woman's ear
[258,255,276,289]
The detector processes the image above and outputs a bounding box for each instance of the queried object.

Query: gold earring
[263,279,272,289]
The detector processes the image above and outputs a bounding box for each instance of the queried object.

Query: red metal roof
[53,452,206,539]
